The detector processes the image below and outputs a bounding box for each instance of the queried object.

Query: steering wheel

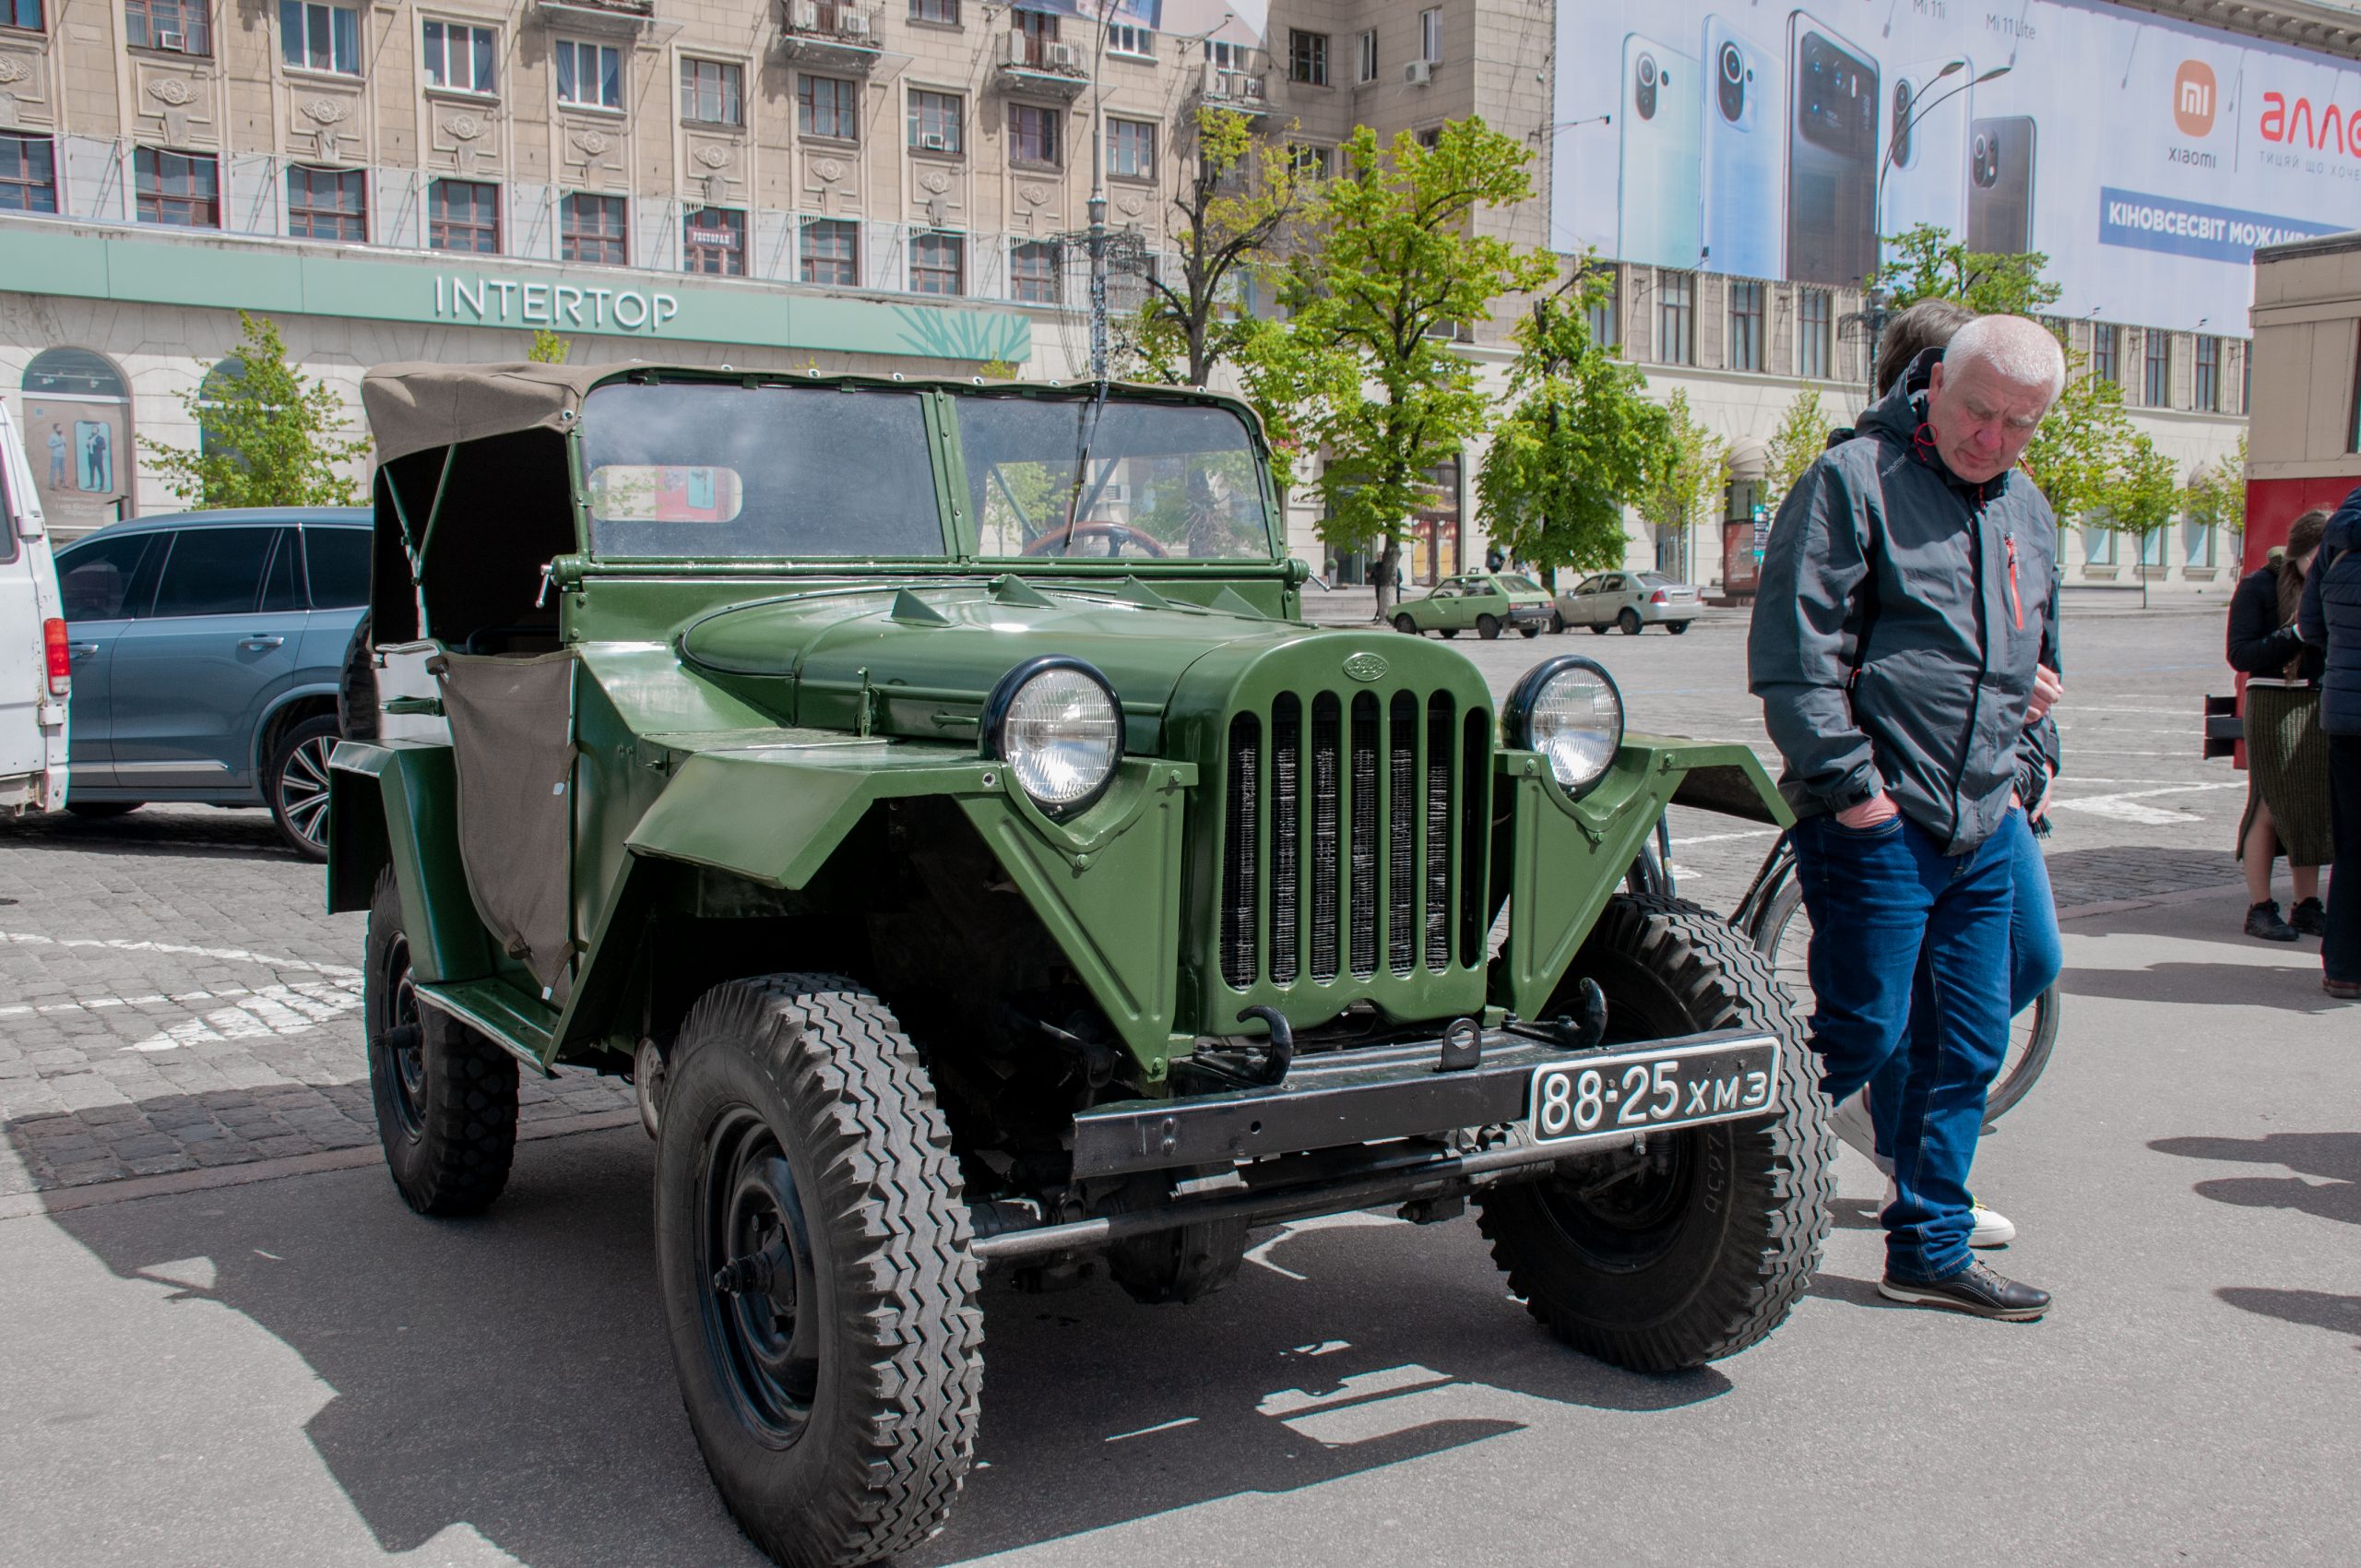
[1022,520,1170,560]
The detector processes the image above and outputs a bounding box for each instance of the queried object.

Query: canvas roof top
[361,361,618,464]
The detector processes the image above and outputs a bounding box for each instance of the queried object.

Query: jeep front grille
[1219,688,1489,992]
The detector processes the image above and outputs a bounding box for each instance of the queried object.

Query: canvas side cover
[434,650,575,991]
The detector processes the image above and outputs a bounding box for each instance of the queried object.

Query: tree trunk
[1375,537,1404,620]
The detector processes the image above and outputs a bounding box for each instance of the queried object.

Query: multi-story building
[0,0,2314,598]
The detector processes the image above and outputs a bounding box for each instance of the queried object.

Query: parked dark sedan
[53,507,370,858]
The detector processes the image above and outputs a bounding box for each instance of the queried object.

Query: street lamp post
[1861,61,2011,387]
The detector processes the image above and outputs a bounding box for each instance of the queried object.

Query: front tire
[1478,895,1832,1372]
[1394,613,1420,636]
[1550,611,1566,635]
[364,870,518,1216]
[268,713,340,861]
[656,976,982,1568]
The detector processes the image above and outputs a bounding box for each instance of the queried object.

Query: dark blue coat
[2300,485,2361,734]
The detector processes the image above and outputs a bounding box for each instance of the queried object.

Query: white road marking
[120,981,363,1052]
[1667,828,1781,847]
[0,932,358,979]
[1106,1417,1199,1443]
[0,987,245,1019]
[2049,781,2244,826]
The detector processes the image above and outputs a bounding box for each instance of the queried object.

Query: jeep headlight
[983,657,1125,815]
[1505,656,1623,798]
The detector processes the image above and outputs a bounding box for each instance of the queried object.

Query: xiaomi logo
[2175,60,2218,137]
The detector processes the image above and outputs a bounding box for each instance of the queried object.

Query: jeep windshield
[580,382,948,559]
[955,395,1275,563]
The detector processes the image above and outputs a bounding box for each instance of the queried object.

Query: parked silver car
[53,507,371,858]
[1554,571,1703,636]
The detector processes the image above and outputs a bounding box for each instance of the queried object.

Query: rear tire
[656,975,982,1568]
[1477,895,1832,1372]
[364,870,518,1217]
[1618,609,1643,636]
[1477,614,1502,640]
[267,713,340,861]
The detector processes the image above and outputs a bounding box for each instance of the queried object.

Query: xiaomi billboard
[1549,0,2361,326]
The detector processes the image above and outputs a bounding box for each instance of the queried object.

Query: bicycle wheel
[1750,879,2054,1128]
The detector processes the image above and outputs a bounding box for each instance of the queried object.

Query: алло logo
[2175,59,2218,137]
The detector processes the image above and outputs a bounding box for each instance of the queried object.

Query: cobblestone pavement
[0,600,2255,1197]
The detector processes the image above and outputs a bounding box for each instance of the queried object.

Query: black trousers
[2329,731,2361,985]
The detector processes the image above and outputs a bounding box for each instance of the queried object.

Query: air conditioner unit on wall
[1405,59,1432,86]
[836,10,870,38]
[919,132,949,151]
[995,30,1024,65]
[790,0,820,29]
[1045,42,1082,70]
[154,29,184,49]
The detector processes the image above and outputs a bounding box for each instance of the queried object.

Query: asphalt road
[3,600,2351,1566]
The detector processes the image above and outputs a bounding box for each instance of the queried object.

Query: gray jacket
[1748,355,2058,856]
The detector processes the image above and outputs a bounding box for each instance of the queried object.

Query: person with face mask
[1750,315,2066,1320]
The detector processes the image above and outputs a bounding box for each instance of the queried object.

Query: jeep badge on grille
[1343,652,1388,683]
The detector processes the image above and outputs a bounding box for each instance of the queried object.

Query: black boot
[2246,900,2299,942]
[1880,1260,2051,1321]
[2291,897,2328,937]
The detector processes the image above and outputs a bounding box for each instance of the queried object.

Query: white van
[0,398,69,815]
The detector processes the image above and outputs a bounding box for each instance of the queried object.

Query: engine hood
[680,578,1366,748]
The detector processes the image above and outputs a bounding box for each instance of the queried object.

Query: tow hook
[1237,1005,1294,1086]
[1555,979,1609,1051]
[1437,1016,1483,1072]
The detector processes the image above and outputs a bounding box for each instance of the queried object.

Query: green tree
[1474,270,1673,576]
[2020,349,2141,532]
[1760,385,1829,516]
[1632,388,1725,580]
[1135,105,1310,388]
[1873,223,2062,315]
[528,328,571,364]
[1275,118,1557,610]
[141,312,370,508]
[2184,433,2248,553]
[2105,432,2182,606]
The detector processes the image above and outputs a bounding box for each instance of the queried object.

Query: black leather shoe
[2246,900,2299,942]
[2291,897,2328,937]
[1879,1260,2051,1321]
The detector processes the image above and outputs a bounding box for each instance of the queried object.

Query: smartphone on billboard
[1785,12,1880,288]
[1702,16,1784,279]
[1882,57,1974,246]
[1967,115,2037,255]
[1618,32,1702,270]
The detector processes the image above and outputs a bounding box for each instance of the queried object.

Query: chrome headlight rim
[1503,654,1625,801]
[980,654,1127,819]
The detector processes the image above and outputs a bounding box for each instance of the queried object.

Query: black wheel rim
[698,1106,821,1448]
[279,733,335,850]
[374,932,428,1140]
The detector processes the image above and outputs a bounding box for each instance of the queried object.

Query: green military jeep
[330,363,1830,1568]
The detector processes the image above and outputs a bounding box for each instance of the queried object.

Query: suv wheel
[1477,894,1833,1372]
[656,975,981,1568]
[1617,608,1644,636]
[363,870,518,1216]
[268,713,341,861]
[1477,613,1502,640]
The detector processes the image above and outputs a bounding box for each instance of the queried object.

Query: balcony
[1197,55,1272,115]
[534,0,655,35]
[994,30,1090,101]
[779,0,884,74]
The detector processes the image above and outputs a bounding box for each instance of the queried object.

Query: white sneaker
[1830,1091,1880,1162]
[1881,1178,2018,1248]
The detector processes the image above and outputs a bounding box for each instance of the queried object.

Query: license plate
[1526,1037,1780,1144]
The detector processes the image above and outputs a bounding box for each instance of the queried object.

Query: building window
[2143,328,2171,408]
[1011,239,1059,304]
[910,231,963,296]
[4,0,42,30]
[908,89,961,153]
[679,57,742,126]
[1656,270,1694,365]
[1288,29,1327,86]
[1797,287,1832,378]
[1107,117,1156,179]
[1585,272,1618,350]
[1012,8,1056,65]
[801,216,858,286]
[1414,126,1441,149]
[1205,39,1249,69]
[421,20,494,93]
[1008,101,1058,166]
[2194,334,2221,413]
[1419,7,1442,62]
[1727,279,1764,372]
[427,177,499,252]
[908,0,955,21]
[554,39,623,110]
[1107,22,1152,58]
[2091,322,2119,385]
[2185,521,2216,569]
[1356,29,1377,83]
[135,148,218,227]
[0,132,57,213]
[561,191,627,264]
[799,74,858,139]
[279,0,359,74]
[286,165,365,242]
[1288,142,1330,181]
[2082,525,2118,567]
[126,0,210,55]
[682,206,744,275]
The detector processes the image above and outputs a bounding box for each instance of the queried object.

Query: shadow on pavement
[2215,1287,2361,1350]
[37,1128,1732,1568]
[2150,1132,2361,1229]
[2058,960,2338,1012]
[2039,845,2237,909]
[0,804,294,861]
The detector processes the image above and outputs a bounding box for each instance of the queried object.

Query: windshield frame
[566,371,1285,571]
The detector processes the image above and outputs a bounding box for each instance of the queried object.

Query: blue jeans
[1869,814,2061,1158]
[1790,810,2023,1282]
